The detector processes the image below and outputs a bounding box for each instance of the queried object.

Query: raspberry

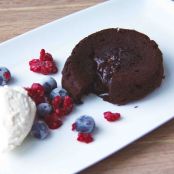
[77,133,93,143]
[52,96,63,109]
[29,59,42,72]
[40,49,53,61]
[54,108,66,117]
[34,95,44,104]
[44,112,62,129]
[3,72,11,80]
[72,123,76,131]
[104,111,121,122]
[52,96,73,117]
[40,61,58,75]
[29,49,58,75]
[31,83,45,96]
[63,96,73,115]
[25,83,45,104]
[52,96,65,117]
[40,49,45,60]
[30,60,57,75]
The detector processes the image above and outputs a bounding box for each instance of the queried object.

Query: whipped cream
[0,86,36,152]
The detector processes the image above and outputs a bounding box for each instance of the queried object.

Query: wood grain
[0,0,105,42]
[82,119,174,174]
[1,1,174,174]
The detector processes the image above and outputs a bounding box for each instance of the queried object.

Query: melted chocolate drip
[94,47,142,94]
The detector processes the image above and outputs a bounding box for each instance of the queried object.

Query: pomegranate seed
[104,111,121,122]
[77,133,93,143]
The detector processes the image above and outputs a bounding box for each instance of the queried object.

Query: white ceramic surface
[0,0,174,173]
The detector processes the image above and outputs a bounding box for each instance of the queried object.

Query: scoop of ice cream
[0,86,36,152]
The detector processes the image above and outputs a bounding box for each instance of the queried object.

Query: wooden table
[1,1,174,174]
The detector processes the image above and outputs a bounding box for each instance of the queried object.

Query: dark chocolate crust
[62,28,164,105]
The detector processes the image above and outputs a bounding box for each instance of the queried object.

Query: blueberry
[42,77,57,93]
[59,89,68,97]
[75,115,95,133]
[43,82,52,93]
[31,120,49,140]
[50,88,60,99]
[0,77,3,86]
[50,88,68,100]
[0,67,11,86]
[37,103,52,118]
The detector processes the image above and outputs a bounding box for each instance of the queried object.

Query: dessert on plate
[62,28,164,104]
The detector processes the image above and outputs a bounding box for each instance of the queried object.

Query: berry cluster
[29,49,58,75]
[71,112,121,144]
[0,50,124,146]
[0,67,11,86]
[72,115,95,143]
[25,77,74,139]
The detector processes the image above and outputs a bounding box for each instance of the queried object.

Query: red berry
[29,60,57,75]
[51,96,73,117]
[29,59,39,65]
[44,113,62,129]
[44,53,53,61]
[25,83,45,104]
[52,96,63,109]
[54,108,66,117]
[40,49,53,61]
[77,133,93,143]
[29,49,58,75]
[31,83,45,96]
[40,49,45,59]
[63,96,72,106]
[40,61,58,75]
[29,59,42,72]
[33,95,45,105]
[63,96,73,115]
[3,72,11,80]
[52,96,65,117]
[72,123,76,131]
[104,112,121,122]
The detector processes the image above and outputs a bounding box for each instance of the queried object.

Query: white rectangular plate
[1,0,174,173]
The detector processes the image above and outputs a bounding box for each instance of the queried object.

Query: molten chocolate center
[94,47,142,93]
